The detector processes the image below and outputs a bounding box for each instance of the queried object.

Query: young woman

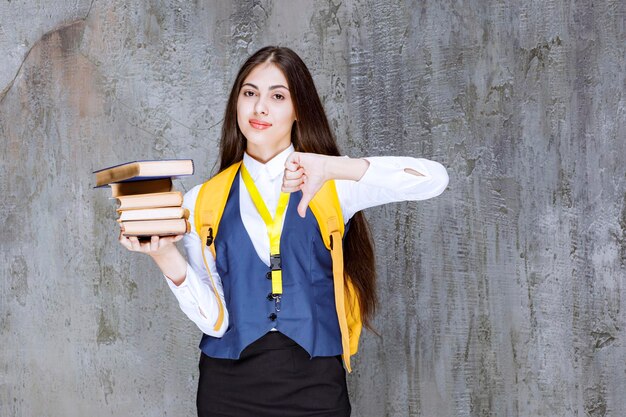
[119,46,448,417]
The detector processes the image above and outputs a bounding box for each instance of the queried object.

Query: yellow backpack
[194,161,362,372]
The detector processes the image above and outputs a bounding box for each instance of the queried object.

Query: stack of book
[94,159,194,238]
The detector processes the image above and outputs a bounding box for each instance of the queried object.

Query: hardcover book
[121,218,190,237]
[118,207,190,222]
[94,159,193,187]
[109,178,173,197]
[115,191,183,211]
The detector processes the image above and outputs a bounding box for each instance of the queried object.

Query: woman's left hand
[282,152,329,218]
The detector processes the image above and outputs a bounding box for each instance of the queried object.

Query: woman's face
[237,62,296,159]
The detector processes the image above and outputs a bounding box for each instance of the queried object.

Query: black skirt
[197,332,351,417]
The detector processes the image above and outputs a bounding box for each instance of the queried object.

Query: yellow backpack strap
[310,180,362,373]
[194,161,242,333]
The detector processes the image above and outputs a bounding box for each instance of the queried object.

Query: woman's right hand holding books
[118,231,184,254]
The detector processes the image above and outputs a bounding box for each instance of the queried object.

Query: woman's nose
[254,96,268,115]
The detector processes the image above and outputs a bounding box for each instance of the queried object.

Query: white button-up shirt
[166,145,449,336]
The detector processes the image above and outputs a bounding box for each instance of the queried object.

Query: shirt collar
[243,144,294,181]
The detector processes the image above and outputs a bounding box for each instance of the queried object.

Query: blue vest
[199,173,343,359]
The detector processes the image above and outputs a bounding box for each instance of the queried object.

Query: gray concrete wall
[1,1,624,416]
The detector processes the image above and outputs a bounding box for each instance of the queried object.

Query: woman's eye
[273,93,285,100]
[242,90,255,97]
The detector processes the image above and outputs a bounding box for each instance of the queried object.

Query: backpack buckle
[205,227,214,246]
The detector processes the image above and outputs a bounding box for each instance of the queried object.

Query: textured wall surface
[1,1,625,416]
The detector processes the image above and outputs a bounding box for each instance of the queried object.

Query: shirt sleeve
[163,184,229,337]
[335,156,449,221]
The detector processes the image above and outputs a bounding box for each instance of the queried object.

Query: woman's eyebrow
[242,82,258,89]
[242,82,289,91]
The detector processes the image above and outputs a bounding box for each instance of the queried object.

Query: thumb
[297,191,313,218]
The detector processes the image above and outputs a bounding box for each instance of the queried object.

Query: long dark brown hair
[218,46,377,330]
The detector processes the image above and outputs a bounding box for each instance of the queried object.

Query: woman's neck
[246,142,292,164]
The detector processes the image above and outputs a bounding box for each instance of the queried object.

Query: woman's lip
[250,119,272,129]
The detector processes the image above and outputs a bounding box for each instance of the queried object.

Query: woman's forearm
[149,244,187,286]
[324,156,370,182]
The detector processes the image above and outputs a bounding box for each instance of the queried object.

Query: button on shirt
[166,145,449,336]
